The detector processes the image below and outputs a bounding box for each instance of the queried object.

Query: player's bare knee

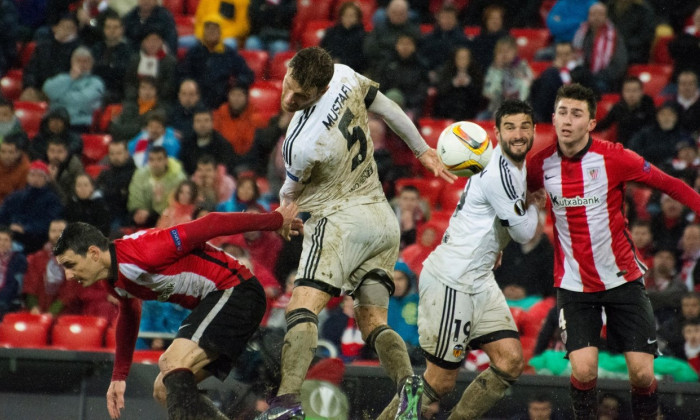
[496,354,524,379]
[628,369,655,388]
[571,365,598,383]
[153,378,167,405]
[431,375,457,396]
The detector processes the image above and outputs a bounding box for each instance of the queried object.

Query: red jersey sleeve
[527,152,545,192]
[613,147,700,214]
[111,297,141,381]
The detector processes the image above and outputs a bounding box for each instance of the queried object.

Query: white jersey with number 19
[282,64,386,218]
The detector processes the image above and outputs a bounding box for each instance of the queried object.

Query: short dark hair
[0,225,11,238]
[495,99,534,129]
[47,136,69,148]
[54,222,109,257]
[196,154,217,167]
[148,145,168,157]
[0,96,14,110]
[139,75,158,90]
[630,220,651,231]
[337,1,363,22]
[529,393,552,404]
[192,104,212,117]
[146,109,168,126]
[554,83,597,119]
[399,185,420,195]
[3,132,28,151]
[288,47,334,91]
[622,75,643,89]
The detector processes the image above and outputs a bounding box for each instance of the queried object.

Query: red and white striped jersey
[110,226,254,310]
[527,138,700,292]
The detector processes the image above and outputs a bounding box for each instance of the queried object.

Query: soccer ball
[437,121,493,177]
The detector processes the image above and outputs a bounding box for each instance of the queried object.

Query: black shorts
[176,278,266,380]
[557,280,658,357]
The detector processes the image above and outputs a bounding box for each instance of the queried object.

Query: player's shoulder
[590,137,624,155]
[528,141,558,166]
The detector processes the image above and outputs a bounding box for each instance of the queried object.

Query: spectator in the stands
[628,101,694,169]
[433,46,484,121]
[245,0,295,55]
[529,41,596,123]
[420,5,471,78]
[0,225,26,317]
[124,27,177,105]
[20,13,81,102]
[0,160,63,254]
[388,260,419,351]
[594,76,656,147]
[0,0,18,78]
[494,213,555,299]
[168,79,201,140]
[41,0,103,46]
[42,46,105,133]
[127,146,186,228]
[650,194,689,252]
[679,224,700,292]
[127,109,180,169]
[217,175,267,213]
[673,70,700,136]
[91,10,133,105]
[110,76,170,142]
[607,0,656,64]
[45,136,84,204]
[481,35,533,119]
[546,0,597,44]
[375,33,429,116]
[321,1,367,73]
[400,219,444,277]
[572,2,629,93]
[122,0,178,54]
[391,185,427,250]
[29,107,83,162]
[95,139,136,231]
[630,220,655,269]
[669,6,700,82]
[659,292,700,359]
[363,0,421,76]
[184,0,251,50]
[212,83,263,172]
[682,318,700,375]
[461,0,542,29]
[189,154,235,210]
[0,99,24,143]
[180,107,235,176]
[644,248,687,326]
[65,173,111,236]
[181,14,255,109]
[156,179,198,228]
[23,219,81,316]
[470,4,509,72]
[0,133,30,206]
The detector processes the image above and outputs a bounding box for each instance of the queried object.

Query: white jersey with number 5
[421,145,530,294]
[282,64,386,218]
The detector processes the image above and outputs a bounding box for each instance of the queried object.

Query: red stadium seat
[529,61,551,79]
[96,103,123,133]
[85,163,107,179]
[394,177,443,209]
[174,14,195,37]
[0,318,49,348]
[52,315,108,350]
[627,64,672,97]
[162,0,185,15]
[464,26,480,39]
[133,350,164,364]
[248,81,282,123]
[185,0,199,15]
[430,210,453,224]
[81,133,112,165]
[0,69,22,101]
[269,50,295,80]
[594,93,620,142]
[14,101,47,138]
[239,49,270,81]
[420,24,433,34]
[418,118,454,149]
[421,86,437,118]
[17,41,36,68]
[301,20,333,48]
[511,28,551,62]
[438,180,467,211]
[292,0,334,47]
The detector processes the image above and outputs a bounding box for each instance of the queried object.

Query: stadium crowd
[2,0,700,417]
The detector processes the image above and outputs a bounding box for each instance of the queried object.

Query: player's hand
[275,201,303,240]
[106,380,126,419]
[493,251,503,270]
[527,188,547,210]
[418,148,457,183]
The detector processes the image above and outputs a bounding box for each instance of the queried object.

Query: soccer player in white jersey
[254,47,455,420]
[416,100,545,419]
[527,84,700,420]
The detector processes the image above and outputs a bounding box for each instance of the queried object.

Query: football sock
[370,325,414,420]
[570,375,597,420]
[162,368,228,420]
[631,378,659,420]
[276,308,318,397]
[420,376,444,418]
[447,365,517,420]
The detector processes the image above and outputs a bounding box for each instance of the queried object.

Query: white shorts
[297,201,400,298]
[418,272,518,369]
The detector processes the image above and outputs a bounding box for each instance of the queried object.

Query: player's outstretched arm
[106,380,126,419]
[274,201,303,240]
[368,91,455,183]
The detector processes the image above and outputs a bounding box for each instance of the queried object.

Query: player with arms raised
[255,46,455,420]
[527,83,700,419]
[415,100,545,419]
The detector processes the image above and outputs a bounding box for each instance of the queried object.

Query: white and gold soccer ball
[437,121,493,177]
